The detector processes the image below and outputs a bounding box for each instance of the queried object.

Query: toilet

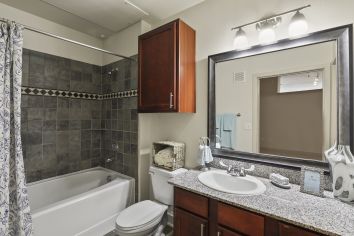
[115,166,187,236]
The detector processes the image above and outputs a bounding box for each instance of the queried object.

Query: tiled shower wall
[21,49,138,183]
[101,56,139,181]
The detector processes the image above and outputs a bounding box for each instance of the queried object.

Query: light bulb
[233,28,249,50]
[288,11,308,38]
[258,22,276,45]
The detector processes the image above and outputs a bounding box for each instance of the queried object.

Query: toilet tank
[149,166,187,205]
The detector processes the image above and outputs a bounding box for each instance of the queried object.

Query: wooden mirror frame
[208,25,353,171]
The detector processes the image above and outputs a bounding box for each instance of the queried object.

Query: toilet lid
[116,200,167,229]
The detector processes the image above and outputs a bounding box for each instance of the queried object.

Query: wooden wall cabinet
[174,187,323,236]
[138,19,196,113]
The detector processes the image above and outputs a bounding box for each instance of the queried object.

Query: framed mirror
[208,25,353,170]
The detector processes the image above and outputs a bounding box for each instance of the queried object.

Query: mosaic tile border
[21,86,138,100]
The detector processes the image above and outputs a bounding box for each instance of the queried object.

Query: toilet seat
[116,200,168,233]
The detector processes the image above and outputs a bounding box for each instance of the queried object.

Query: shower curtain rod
[0,18,135,61]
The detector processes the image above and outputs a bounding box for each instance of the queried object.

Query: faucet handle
[244,165,255,172]
[238,165,255,177]
[219,160,229,168]
[220,160,236,174]
[219,160,233,172]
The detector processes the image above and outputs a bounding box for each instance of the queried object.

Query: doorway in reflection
[259,74,323,160]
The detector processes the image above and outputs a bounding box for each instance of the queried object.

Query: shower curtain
[0,21,33,236]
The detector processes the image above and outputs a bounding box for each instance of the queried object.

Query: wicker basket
[152,141,185,170]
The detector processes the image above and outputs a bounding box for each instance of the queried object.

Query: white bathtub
[27,167,135,236]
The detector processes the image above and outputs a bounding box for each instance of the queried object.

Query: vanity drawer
[218,202,264,236]
[279,222,321,236]
[217,226,243,236]
[174,187,209,218]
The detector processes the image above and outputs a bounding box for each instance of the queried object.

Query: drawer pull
[200,223,205,236]
[169,92,174,108]
[217,232,221,236]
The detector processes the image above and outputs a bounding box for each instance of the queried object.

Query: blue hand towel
[221,114,236,149]
[223,114,235,131]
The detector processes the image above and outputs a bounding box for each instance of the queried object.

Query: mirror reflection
[215,41,337,161]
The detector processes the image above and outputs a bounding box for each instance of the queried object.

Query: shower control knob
[112,143,119,152]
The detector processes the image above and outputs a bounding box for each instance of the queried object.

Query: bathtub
[27,167,135,236]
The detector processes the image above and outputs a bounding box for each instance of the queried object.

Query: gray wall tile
[44,97,57,108]
[44,109,57,120]
[43,120,56,130]
[43,130,56,144]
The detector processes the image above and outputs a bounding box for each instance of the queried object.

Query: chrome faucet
[227,165,245,177]
[219,160,255,177]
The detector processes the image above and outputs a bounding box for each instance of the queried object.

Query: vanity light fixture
[233,27,249,50]
[288,11,309,38]
[256,18,281,45]
[231,4,311,48]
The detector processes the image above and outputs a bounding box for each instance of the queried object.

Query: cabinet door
[138,21,177,112]
[279,222,321,236]
[174,208,208,236]
[217,226,243,236]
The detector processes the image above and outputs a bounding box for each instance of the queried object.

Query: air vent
[233,72,245,82]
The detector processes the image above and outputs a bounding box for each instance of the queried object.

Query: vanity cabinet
[174,187,323,236]
[138,19,196,113]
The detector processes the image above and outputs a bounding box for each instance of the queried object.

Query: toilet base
[115,211,168,236]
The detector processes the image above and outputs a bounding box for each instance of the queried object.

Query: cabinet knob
[169,92,174,109]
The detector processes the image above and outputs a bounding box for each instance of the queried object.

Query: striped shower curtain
[0,21,33,236]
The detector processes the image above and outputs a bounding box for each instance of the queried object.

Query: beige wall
[138,0,354,169]
[0,2,103,65]
[102,20,151,65]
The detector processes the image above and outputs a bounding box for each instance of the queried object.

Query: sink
[198,170,266,195]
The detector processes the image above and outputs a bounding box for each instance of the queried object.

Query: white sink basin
[198,170,266,195]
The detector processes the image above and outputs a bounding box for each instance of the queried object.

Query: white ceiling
[0,0,205,38]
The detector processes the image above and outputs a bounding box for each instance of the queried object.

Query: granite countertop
[169,170,354,236]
